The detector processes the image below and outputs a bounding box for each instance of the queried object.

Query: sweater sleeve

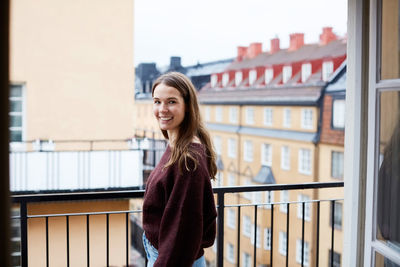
[154,158,208,267]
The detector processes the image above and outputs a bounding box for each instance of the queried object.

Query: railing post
[217,191,225,267]
[20,201,28,267]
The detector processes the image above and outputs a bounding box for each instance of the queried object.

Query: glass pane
[375,251,400,267]
[376,91,400,251]
[10,130,22,142]
[10,100,22,112]
[380,0,400,79]
[10,115,22,127]
[10,85,22,97]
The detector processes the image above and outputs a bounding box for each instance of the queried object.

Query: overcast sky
[134,0,348,67]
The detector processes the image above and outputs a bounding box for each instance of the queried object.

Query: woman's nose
[160,103,168,112]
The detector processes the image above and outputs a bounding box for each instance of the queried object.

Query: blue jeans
[142,232,206,267]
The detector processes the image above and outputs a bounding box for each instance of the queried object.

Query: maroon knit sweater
[142,143,217,267]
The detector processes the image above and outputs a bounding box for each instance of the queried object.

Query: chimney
[247,42,262,58]
[319,27,338,45]
[237,46,247,61]
[288,33,304,51]
[169,56,182,70]
[270,38,280,54]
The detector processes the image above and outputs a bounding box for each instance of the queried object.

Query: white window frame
[261,143,272,166]
[250,224,261,248]
[282,65,292,83]
[227,172,236,186]
[243,140,253,162]
[243,216,252,237]
[245,107,255,125]
[264,191,274,209]
[322,61,334,81]
[283,108,291,128]
[296,239,310,266]
[332,99,346,128]
[279,231,287,256]
[301,108,313,129]
[298,148,312,175]
[280,190,289,213]
[222,72,230,87]
[253,191,263,205]
[215,106,223,122]
[331,151,344,179]
[228,138,236,159]
[264,228,272,250]
[281,146,291,170]
[243,179,252,200]
[204,106,211,122]
[301,63,312,83]
[265,68,274,84]
[9,84,26,144]
[213,136,222,156]
[229,107,238,123]
[297,194,311,221]
[249,69,257,85]
[263,107,273,126]
[211,74,218,88]
[227,209,236,229]
[235,71,243,86]
[242,252,252,267]
[227,243,235,263]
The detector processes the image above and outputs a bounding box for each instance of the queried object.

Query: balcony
[11,182,343,267]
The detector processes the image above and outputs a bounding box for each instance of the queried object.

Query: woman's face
[153,83,186,139]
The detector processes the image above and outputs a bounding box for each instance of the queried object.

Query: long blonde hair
[152,72,217,179]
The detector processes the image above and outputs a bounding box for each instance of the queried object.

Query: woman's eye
[169,101,176,104]
[153,100,160,104]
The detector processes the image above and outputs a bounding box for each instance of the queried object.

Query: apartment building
[9,0,136,266]
[198,27,346,266]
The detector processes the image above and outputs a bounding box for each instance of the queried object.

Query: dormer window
[211,74,218,88]
[282,66,292,84]
[265,68,274,84]
[301,63,312,83]
[222,73,230,87]
[235,71,243,86]
[322,61,334,81]
[249,70,257,85]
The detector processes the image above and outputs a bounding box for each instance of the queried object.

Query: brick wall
[320,94,345,145]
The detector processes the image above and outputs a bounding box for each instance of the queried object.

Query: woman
[142,72,217,267]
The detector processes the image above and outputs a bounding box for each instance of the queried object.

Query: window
[301,63,312,83]
[249,69,257,85]
[250,225,261,248]
[264,228,272,250]
[281,146,291,170]
[227,172,236,186]
[222,72,230,87]
[243,179,252,200]
[211,74,218,88]
[331,202,343,229]
[229,107,238,123]
[227,243,235,263]
[214,171,224,187]
[301,108,313,129]
[245,107,255,124]
[279,231,287,256]
[253,191,263,204]
[264,191,274,209]
[235,71,243,86]
[280,190,289,213]
[261,143,272,166]
[283,108,291,127]
[263,107,273,126]
[332,99,345,128]
[213,136,222,155]
[298,148,312,175]
[265,68,274,84]
[227,209,236,229]
[242,252,252,267]
[204,106,210,122]
[331,151,344,178]
[297,194,311,221]
[282,65,292,83]
[243,216,252,237]
[215,106,222,122]
[228,138,236,158]
[244,140,253,162]
[296,240,310,266]
[9,84,25,142]
[328,250,341,267]
[322,61,334,81]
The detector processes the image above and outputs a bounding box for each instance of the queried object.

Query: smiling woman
[142,72,218,267]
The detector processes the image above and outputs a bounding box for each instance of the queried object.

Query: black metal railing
[11,181,343,267]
